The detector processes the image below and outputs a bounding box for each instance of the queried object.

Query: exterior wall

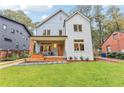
[65,14,94,60]
[36,12,67,36]
[0,17,30,50]
[102,32,124,53]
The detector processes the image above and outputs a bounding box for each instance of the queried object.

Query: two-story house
[29,10,94,60]
[0,15,31,53]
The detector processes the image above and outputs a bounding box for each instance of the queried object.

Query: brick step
[31,54,44,58]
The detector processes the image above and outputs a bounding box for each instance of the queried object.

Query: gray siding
[0,17,30,50]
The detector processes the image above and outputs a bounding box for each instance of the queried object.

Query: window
[43,30,47,36]
[74,39,84,51]
[59,30,62,36]
[16,30,19,33]
[113,33,118,40]
[79,25,82,32]
[20,32,22,35]
[11,29,15,34]
[47,30,50,36]
[106,45,111,52]
[23,44,26,49]
[74,25,77,31]
[73,24,82,32]
[2,24,7,30]
[15,42,19,49]
[4,38,12,42]
[43,29,51,36]
[22,35,25,39]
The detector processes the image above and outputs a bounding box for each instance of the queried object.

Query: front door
[58,44,64,56]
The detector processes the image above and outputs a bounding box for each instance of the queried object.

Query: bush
[80,56,84,60]
[68,56,73,60]
[4,54,19,61]
[20,53,30,58]
[85,57,89,61]
[74,56,77,60]
[107,52,124,59]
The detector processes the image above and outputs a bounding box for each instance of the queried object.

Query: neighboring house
[0,15,31,51]
[102,32,124,54]
[30,9,94,60]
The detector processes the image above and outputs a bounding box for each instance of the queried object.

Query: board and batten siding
[0,17,30,50]
[65,13,94,60]
[36,12,68,36]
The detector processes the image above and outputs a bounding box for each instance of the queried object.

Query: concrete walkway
[0,59,25,69]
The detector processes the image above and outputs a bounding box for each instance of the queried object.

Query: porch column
[29,39,35,55]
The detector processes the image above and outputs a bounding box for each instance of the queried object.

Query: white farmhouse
[30,9,94,60]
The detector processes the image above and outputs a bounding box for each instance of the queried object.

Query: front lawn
[0,62,124,87]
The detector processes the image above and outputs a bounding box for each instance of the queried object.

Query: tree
[70,5,93,18]
[2,9,35,34]
[106,5,123,31]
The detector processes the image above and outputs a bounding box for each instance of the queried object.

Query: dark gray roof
[0,15,31,36]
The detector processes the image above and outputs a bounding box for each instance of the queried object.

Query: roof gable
[0,15,31,36]
[101,31,124,47]
[37,9,68,28]
[65,11,90,22]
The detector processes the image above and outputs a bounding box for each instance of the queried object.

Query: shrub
[80,56,84,60]
[68,56,73,60]
[107,52,124,59]
[85,57,89,61]
[4,54,19,61]
[20,53,30,58]
[74,56,77,60]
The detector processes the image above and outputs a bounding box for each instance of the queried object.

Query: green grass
[1,62,124,87]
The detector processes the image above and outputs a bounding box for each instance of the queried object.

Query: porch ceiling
[30,36,67,41]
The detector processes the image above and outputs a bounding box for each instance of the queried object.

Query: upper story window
[113,33,118,40]
[74,39,84,51]
[4,38,12,42]
[43,29,50,36]
[43,30,47,36]
[47,30,50,36]
[2,24,7,30]
[15,42,19,49]
[59,30,62,36]
[11,29,15,34]
[73,24,82,32]
[16,30,19,33]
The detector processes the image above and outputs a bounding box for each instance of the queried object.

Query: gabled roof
[101,31,124,47]
[37,9,68,28]
[65,11,90,22]
[0,15,31,36]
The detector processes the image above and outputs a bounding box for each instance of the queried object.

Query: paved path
[0,59,25,69]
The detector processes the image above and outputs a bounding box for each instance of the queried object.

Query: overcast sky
[0,5,124,23]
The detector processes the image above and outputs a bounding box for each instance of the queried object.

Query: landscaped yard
[1,62,124,87]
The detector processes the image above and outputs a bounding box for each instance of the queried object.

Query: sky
[0,5,75,23]
[0,5,124,23]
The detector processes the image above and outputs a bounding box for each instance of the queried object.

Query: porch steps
[27,54,65,62]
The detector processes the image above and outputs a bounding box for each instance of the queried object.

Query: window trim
[59,30,62,36]
[73,24,82,32]
[74,39,84,51]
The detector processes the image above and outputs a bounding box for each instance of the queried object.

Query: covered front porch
[29,36,67,62]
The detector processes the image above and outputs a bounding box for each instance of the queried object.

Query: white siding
[36,12,67,36]
[65,14,94,60]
